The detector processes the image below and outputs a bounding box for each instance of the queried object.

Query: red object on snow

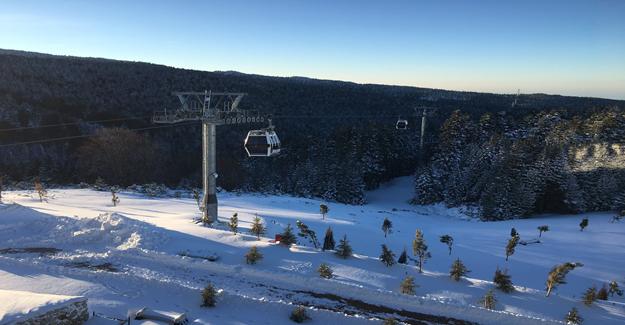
[275,234,282,243]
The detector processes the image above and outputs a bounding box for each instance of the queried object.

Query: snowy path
[1,177,624,324]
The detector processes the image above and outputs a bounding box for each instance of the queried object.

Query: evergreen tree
[280,224,297,246]
[397,247,408,264]
[322,227,336,251]
[379,244,396,267]
[450,258,470,281]
[579,218,589,231]
[493,268,515,293]
[440,235,453,255]
[290,306,310,323]
[413,167,442,205]
[245,246,263,264]
[34,178,47,202]
[412,229,431,273]
[201,283,217,307]
[510,227,518,237]
[320,204,329,220]
[229,213,238,234]
[505,235,520,261]
[111,189,120,207]
[250,216,265,240]
[296,220,319,248]
[609,280,623,297]
[582,286,597,306]
[382,217,392,237]
[479,290,497,310]
[564,307,583,325]
[537,225,549,237]
[546,262,583,296]
[597,285,608,300]
[400,275,416,295]
[317,263,333,279]
[335,235,352,259]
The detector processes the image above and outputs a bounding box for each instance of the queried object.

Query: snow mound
[0,289,85,324]
[0,204,167,252]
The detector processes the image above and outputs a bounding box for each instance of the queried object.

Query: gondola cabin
[396,118,408,130]
[244,129,281,157]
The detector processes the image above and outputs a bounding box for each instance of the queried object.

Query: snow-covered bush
[317,263,333,279]
[201,283,217,307]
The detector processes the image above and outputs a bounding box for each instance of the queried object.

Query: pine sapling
[579,218,588,231]
[250,216,265,240]
[510,227,518,237]
[229,213,238,234]
[440,234,453,255]
[400,275,417,295]
[479,290,497,310]
[379,244,396,267]
[564,307,583,325]
[537,225,549,237]
[505,235,520,261]
[290,306,310,323]
[582,286,596,306]
[317,263,333,279]
[111,190,120,207]
[320,204,329,220]
[382,217,392,237]
[322,226,335,251]
[609,280,623,297]
[335,235,352,259]
[493,267,515,293]
[412,229,431,273]
[280,224,297,246]
[245,246,263,265]
[296,220,319,248]
[397,247,408,264]
[34,179,47,202]
[597,285,608,300]
[201,283,217,307]
[450,258,470,281]
[546,262,583,297]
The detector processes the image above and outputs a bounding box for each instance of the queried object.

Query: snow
[0,177,624,324]
[0,289,85,324]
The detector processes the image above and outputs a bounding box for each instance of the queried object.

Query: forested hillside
[1,49,623,207]
[414,109,625,219]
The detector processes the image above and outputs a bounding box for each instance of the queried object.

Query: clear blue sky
[1,0,624,99]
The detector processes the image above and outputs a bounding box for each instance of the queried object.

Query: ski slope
[0,177,624,324]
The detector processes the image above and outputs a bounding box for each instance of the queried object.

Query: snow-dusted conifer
[280,224,297,246]
[546,262,583,296]
[250,216,265,240]
[412,229,430,273]
[440,235,453,255]
[493,268,514,293]
[229,213,238,234]
[317,263,333,279]
[582,286,596,306]
[245,246,263,264]
[379,244,395,267]
[335,235,352,259]
[400,276,416,295]
[397,247,408,264]
[450,258,470,281]
[322,227,335,251]
[382,217,392,237]
[565,307,583,324]
[479,290,497,310]
[505,235,520,261]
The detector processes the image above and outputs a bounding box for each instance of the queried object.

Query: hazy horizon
[1,0,624,100]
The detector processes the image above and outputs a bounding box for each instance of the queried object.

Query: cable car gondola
[244,119,281,157]
[396,117,408,130]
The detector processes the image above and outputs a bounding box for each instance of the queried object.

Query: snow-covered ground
[1,177,624,324]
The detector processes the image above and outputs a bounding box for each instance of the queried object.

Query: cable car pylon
[153,91,265,224]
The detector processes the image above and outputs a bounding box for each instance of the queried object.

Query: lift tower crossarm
[153,91,264,224]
